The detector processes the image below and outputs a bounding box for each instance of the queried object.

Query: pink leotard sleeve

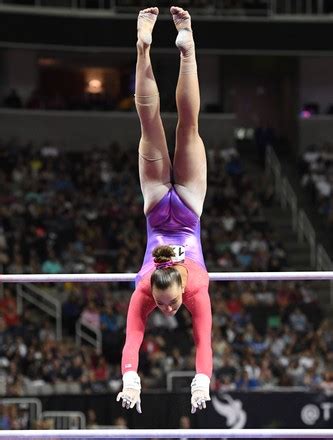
[183,287,213,378]
[122,259,212,378]
[121,284,156,374]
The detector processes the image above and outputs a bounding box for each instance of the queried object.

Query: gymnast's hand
[190,373,211,414]
[116,371,142,413]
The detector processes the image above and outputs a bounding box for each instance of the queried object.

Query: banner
[35,391,333,428]
[198,391,333,428]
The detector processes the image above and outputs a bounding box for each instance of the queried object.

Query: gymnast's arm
[122,286,156,373]
[183,287,213,412]
[117,286,156,413]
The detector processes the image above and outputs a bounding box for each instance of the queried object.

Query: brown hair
[150,245,182,290]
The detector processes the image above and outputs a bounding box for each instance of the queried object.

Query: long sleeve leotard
[121,187,212,378]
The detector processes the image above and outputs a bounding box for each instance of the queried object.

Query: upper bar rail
[3,271,333,283]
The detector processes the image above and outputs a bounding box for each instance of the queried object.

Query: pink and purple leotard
[122,187,212,378]
[137,186,206,284]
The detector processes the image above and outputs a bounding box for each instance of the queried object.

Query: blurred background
[0,0,333,433]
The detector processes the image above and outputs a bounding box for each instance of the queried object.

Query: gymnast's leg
[135,7,172,214]
[171,6,207,217]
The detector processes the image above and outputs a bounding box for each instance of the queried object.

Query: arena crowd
[0,139,331,407]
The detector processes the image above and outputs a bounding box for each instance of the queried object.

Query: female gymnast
[116,5,212,414]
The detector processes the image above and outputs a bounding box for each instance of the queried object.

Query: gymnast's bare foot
[137,7,159,49]
[170,6,194,57]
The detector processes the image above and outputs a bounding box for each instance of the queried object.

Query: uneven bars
[1,271,333,283]
[1,429,333,438]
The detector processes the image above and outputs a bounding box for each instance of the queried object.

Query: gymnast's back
[136,187,206,284]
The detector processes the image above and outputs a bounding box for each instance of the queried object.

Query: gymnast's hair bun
[152,245,175,263]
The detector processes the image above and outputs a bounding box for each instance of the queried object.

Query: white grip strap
[191,373,210,393]
[123,371,141,391]
[191,374,210,413]
[117,371,142,413]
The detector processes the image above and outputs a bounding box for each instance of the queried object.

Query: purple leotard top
[136,187,206,284]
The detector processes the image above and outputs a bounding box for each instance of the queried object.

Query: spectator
[0,405,10,429]
[289,307,309,334]
[320,371,333,392]
[80,301,100,330]
[41,248,63,274]
[3,89,22,108]
[86,408,99,429]
[236,370,260,389]
[286,359,305,386]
